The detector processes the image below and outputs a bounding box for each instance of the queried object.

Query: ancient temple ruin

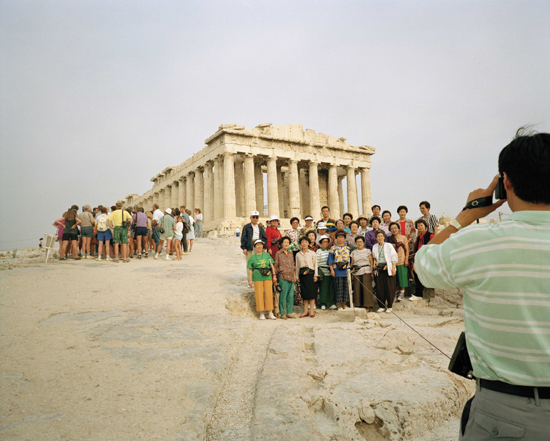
[121,123,375,235]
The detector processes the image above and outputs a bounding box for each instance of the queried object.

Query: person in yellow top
[108,202,132,262]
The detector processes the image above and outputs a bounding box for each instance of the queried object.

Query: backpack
[97,214,109,232]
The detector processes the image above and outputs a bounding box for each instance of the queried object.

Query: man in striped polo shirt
[415,129,550,440]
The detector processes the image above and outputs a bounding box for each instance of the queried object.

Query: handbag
[256,267,272,276]
[159,216,165,234]
[335,261,348,270]
[121,210,132,229]
[300,267,314,277]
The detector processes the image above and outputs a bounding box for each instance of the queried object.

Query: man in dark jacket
[241,211,267,275]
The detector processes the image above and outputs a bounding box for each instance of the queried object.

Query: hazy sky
[1,0,549,249]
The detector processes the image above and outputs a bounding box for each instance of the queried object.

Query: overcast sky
[1,0,549,250]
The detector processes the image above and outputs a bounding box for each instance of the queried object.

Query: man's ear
[503,173,514,191]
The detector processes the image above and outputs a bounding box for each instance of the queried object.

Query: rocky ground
[0,238,472,440]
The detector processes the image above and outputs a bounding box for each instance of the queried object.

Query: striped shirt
[415,211,550,386]
[316,248,331,276]
[417,213,439,235]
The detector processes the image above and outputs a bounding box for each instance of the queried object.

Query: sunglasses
[251,216,259,219]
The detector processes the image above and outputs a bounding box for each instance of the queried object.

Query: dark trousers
[375,271,396,308]
[352,273,374,308]
[181,231,188,253]
[413,270,425,297]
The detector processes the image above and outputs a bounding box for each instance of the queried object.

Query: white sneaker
[313,305,316,310]
[96,257,102,261]
[183,252,189,255]
[409,295,420,301]
[329,305,337,310]
[386,308,393,313]
[166,256,172,261]
[267,311,276,320]
[106,257,112,261]
[321,305,326,310]
[259,313,266,320]
[154,253,159,260]
[338,307,344,311]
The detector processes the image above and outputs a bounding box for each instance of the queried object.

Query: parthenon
[121,123,375,235]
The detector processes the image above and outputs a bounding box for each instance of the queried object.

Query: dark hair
[101,206,108,213]
[372,205,381,210]
[299,236,310,244]
[290,217,299,225]
[415,219,428,229]
[174,208,180,216]
[111,206,117,211]
[369,216,381,226]
[499,128,550,204]
[280,236,292,245]
[306,231,317,242]
[389,222,399,231]
[382,210,391,218]
[375,230,386,237]
[321,206,330,211]
[355,235,365,243]
[349,220,358,228]
[335,219,344,227]
[419,201,431,210]
[343,212,353,220]
[397,205,408,213]
[71,205,79,211]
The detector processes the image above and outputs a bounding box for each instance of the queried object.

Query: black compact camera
[448,332,475,380]
[495,174,507,200]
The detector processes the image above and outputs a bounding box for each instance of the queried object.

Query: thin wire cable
[350,270,452,360]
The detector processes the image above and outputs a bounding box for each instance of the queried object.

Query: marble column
[214,157,222,220]
[288,159,301,218]
[171,182,178,208]
[328,164,340,219]
[223,152,236,218]
[277,165,285,217]
[267,156,279,217]
[186,172,194,213]
[283,170,290,218]
[153,191,159,208]
[338,177,345,217]
[254,162,264,215]
[361,167,373,217]
[203,162,213,224]
[159,189,165,210]
[243,154,256,216]
[178,177,185,207]
[165,186,172,209]
[234,159,245,217]
[194,167,204,212]
[346,166,359,216]
[309,161,321,220]
[299,168,310,217]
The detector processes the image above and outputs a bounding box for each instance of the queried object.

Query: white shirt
[175,222,183,236]
[195,213,203,221]
[152,209,163,225]
[372,242,398,275]
[252,224,260,241]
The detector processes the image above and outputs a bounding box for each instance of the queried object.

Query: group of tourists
[52,203,204,262]
[242,202,439,320]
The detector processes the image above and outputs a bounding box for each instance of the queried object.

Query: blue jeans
[195,220,203,238]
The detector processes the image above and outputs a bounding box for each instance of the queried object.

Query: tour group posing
[242,203,439,320]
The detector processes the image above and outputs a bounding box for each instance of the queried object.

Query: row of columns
[134,154,372,223]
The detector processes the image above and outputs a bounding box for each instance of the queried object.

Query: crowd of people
[52,203,203,262]
[242,202,439,320]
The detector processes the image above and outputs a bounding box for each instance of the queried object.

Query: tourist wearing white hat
[299,215,316,240]
[265,215,282,258]
[241,211,267,276]
[156,207,175,261]
[247,239,277,320]
[315,222,330,246]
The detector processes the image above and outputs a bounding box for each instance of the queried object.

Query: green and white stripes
[415,211,550,386]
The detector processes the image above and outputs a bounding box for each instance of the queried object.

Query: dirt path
[206,322,275,441]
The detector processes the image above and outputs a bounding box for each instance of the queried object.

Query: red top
[266,226,282,258]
